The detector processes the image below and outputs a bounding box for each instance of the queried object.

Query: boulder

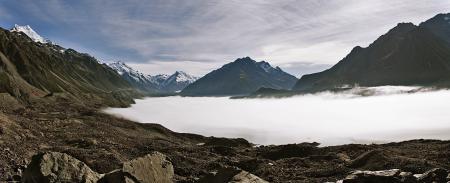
[99,151,174,183]
[342,169,401,183]
[416,168,448,183]
[197,167,268,183]
[349,149,388,169]
[398,172,415,183]
[21,152,100,183]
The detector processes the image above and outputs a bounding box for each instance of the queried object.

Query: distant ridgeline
[106,61,198,94]
[292,13,450,92]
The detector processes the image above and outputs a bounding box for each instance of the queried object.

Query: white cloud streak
[3,0,450,76]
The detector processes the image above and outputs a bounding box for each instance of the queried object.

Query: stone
[349,149,388,169]
[99,151,174,183]
[398,172,415,183]
[197,167,268,183]
[336,153,351,163]
[342,169,401,183]
[21,152,100,183]
[416,168,448,183]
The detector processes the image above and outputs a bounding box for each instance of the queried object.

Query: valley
[1,4,450,183]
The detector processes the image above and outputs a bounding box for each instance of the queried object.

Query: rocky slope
[181,57,297,96]
[420,13,450,45]
[293,18,450,92]
[0,26,137,106]
[1,98,449,182]
[107,61,198,93]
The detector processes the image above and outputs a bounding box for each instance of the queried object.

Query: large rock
[21,152,101,183]
[198,167,268,183]
[349,149,388,169]
[416,168,448,183]
[99,151,174,183]
[341,169,401,183]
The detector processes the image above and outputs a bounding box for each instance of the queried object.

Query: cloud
[104,88,450,145]
[2,0,450,76]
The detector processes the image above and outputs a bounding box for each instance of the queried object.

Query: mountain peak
[388,22,417,35]
[181,58,297,96]
[235,57,256,63]
[166,71,198,83]
[10,24,47,43]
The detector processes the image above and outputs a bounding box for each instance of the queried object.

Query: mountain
[107,61,197,93]
[10,24,47,43]
[420,13,450,45]
[161,71,198,92]
[181,57,297,96]
[106,61,161,92]
[0,25,136,106]
[292,20,450,92]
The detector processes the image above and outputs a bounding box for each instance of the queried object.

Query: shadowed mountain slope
[293,22,450,92]
[0,27,137,106]
[181,57,297,96]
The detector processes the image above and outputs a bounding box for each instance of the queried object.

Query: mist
[104,87,450,146]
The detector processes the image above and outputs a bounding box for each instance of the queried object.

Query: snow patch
[10,24,47,43]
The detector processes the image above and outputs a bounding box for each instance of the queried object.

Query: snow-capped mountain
[107,61,150,82]
[10,24,47,43]
[107,61,198,93]
[162,71,199,92]
[258,61,282,73]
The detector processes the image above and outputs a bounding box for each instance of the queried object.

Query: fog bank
[104,87,450,146]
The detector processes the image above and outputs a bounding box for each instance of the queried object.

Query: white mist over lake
[104,87,450,146]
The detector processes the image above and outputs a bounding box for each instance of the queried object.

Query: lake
[104,87,450,146]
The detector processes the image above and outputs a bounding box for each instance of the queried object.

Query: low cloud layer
[105,87,450,146]
[1,1,450,76]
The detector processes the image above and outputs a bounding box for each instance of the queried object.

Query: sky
[1,0,450,77]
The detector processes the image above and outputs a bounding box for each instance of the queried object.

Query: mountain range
[292,13,450,92]
[5,13,450,98]
[181,57,297,96]
[107,61,198,93]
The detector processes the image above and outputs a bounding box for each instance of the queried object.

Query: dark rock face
[293,19,450,92]
[21,152,101,183]
[181,57,297,96]
[420,13,450,45]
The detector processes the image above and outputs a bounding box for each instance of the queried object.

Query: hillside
[292,22,450,92]
[0,26,137,106]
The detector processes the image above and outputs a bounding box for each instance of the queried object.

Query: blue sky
[1,0,450,76]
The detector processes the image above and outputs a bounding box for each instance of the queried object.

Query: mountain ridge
[0,26,138,106]
[292,19,450,92]
[107,61,198,93]
[181,57,297,96]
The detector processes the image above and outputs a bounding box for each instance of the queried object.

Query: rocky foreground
[1,94,450,183]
